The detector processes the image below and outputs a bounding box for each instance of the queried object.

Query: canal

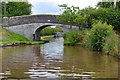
[1,37,119,79]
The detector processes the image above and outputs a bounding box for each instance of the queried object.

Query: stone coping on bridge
[3,14,59,18]
[3,14,59,27]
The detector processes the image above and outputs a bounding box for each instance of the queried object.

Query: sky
[28,0,100,15]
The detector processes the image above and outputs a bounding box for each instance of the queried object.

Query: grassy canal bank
[0,27,45,47]
[64,22,120,59]
[0,26,63,47]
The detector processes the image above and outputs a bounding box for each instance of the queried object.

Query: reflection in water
[1,38,119,79]
[41,38,64,60]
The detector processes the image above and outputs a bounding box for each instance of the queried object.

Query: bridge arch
[4,23,70,41]
[33,24,63,41]
[3,15,79,41]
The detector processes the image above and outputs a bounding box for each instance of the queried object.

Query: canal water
[0,38,119,79]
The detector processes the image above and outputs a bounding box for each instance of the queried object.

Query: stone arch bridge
[2,15,78,41]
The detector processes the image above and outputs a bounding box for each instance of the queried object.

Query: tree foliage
[89,7,120,29]
[87,1,120,29]
[57,4,89,29]
[57,2,120,29]
[2,2,32,17]
[57,4,79,25]
[96,1,120,9]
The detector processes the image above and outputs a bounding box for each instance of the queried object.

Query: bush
[89,7,120,29]
[86,21,114,51]
[64,30,85,44]
[103,33,119,55]
[40,27,62,36]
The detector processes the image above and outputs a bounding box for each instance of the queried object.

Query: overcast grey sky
[28,0,100,15]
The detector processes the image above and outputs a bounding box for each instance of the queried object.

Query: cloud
[28,0,99,14]
[31,2,61,14]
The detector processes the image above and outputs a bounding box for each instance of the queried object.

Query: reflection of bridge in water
[3,15,79,41]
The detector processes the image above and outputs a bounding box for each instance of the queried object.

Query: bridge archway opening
[33,25,63,41]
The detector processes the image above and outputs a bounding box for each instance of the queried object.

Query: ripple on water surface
[1,37,119,79]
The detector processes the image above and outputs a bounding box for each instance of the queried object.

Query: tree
[96,1,120,10]
[2,2,32,17]
[57,4,79,28]
[74,11,89,29]
[88,7,120,29]
[57,4,89,29]
[89,1,120,29]
[96,2,114,8]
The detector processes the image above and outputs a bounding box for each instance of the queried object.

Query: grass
[0,27,44,44]
[41,35,54,39]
